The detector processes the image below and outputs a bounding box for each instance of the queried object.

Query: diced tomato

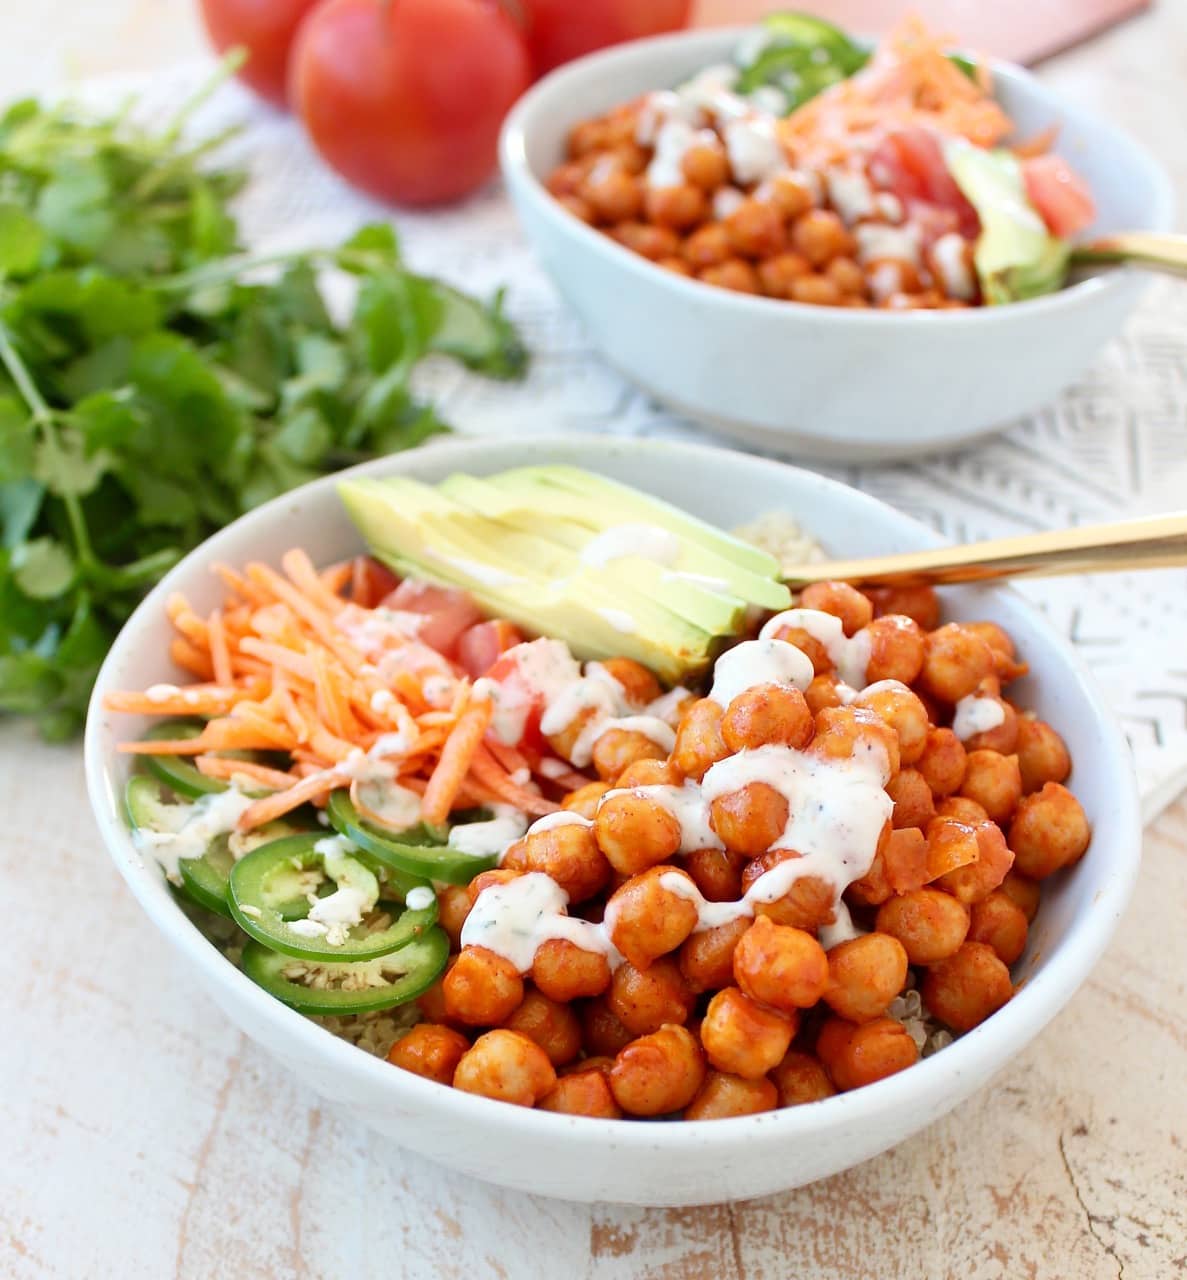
[483,646,552,754]
[457,620,526,679]
[381,580,483,656]
[869,128,980,239]
[350,557,400,609]
[1022,154,1096,239]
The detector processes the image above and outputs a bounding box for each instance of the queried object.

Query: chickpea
[453,1029,557,1107]
[685,1071,778,1120]
[608,957,696,1036]
[610,1025,706,1116]
[825,255,868,297]
[725,198,786,258]
[763,172,816,219]
[922,941,1013,1032]
[709,781,789,856]
[614,757,682,789]
[810,705,901,778]
[766,622,831,673]
[678,916,750,993]
[791,208,854,266]
[466,867,521,908]
[503,989,583,1067]
[823,933,908,1023]
[581,995,635,1058]
[417,961,455,1026]
[599,657,663,705]
[866,585,941,631]
[683,845,746,902]
[673,698,730,780]
[1008,782,1091,879]
[683,222,732,269]
[682,139,730,190]
[866,259,922,304]
[568,119,610,158]
[611,221,681,261]
[935,819,1013,905]
[443,946,525,1026]
[963,621,1028,681]
[936,795,989,824]
[386,1024,470,1085]
[547,160,590,197]
[605,865,699,970]
[959,749,1022,825]
[539,1069,623,1118]
[532,938,611,1002]
[789,273,844,306]
[917,727,967,797]
[854,681,929,764]
[645,183,709,231]
[925,815,981,881]
[721,682,813,753]
[886,767,936,830]
[741,847,836,930]
[733,916,829,1012]
[968,890,1029,966]
[864,614,925,685]
[757,251,812,298]
[592,727,667,782]
[560,1055,614,1079]
[920,624,997,703]
[556,193,596,224]
[882,289,944,311]
[800,581,874,636]
[701,986,797,1079]
[583,166,643,223]
[875,887,969,965]
[658,255,693,277]
[594,789,682,876]
[827,1016,919,1091]
[603,107,640,148]
[846,845,893,907]
[815,1014,856,1070]
[964,692,1020,756]
[503,823,610,903]
[805,672,846,714]
[699,258,761,293]
[436,884,472,949]
[1016,716,1071,794]
[1000,870,1042,923]
[563,780,611,819]
[771,1050,836,1107]
[881,825,929,894]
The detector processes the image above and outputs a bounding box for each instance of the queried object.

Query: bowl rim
[84,432,1142,1152]
[499,23,1176,327]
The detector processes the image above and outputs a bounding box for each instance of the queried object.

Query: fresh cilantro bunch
[0,73,526,741]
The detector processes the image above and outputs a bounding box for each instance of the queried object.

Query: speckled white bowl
[85,435,1140,1205]
[499,29,1174,461]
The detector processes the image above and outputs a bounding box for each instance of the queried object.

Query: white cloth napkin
[77,64,1187,822]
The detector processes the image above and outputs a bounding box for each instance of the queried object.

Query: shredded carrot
[420,698,494,827]
[237,766,346,830]
[103,686,243,718]
[194,757,299,790]
[283,547,351,617]
[468,745,561,817]
[207,609,233,687]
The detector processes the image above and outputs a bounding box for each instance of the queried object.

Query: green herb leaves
[0,79,527,740]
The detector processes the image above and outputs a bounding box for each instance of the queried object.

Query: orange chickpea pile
[545,101,976,310]
[387,581,1090,1119]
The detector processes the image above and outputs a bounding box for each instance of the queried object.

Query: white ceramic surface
[85,435,1141,1205]
[499,29,1175,461]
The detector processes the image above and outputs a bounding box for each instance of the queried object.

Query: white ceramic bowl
[85,435,1140,1205]
[500,29,1174,461]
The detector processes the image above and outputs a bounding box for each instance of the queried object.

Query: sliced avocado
[944,138,1070,305]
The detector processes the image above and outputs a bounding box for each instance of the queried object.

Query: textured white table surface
[2,3,1187,1278]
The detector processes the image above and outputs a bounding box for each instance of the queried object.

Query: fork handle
[781,512,1187,589]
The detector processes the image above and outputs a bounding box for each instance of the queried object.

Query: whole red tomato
[521,0,693,78]
[197,0,321,108]
[289,0,531,207]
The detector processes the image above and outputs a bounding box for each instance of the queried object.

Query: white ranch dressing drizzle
[759,607,873,688]
[723,116,786,186]
[827,167,874,224]
[526,812,594,835]
[291,835,378,945]
[952,693,1007,741]
[405,886,436,912]
[855,222,922,266]
[569,715,676,770]
[713,186,746,220]
[132,786,255,883]
[352,777,422,832]
[426,551,522,589]
[597,607,638,635]
[474,638,583,745]
[334,604,424,655]
[647,686,693,727]
[580,525,682,569]
[450,805,530,859]
[460,872,621,973]
[932,232,976,300]
[647,120,719,189]
[603,781,723,853]
[708,637,814,708]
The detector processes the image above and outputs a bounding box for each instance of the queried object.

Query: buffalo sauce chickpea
[380,585,1091,1116]
[547,98,979,309]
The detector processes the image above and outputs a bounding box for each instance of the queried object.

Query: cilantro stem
[145,247,389,294]
[159,47,248,146]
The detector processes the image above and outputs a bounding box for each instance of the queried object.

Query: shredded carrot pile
[105,549,563,831]
[779,16,1014,165]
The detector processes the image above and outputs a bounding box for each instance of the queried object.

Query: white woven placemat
[82,66,1187,822]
